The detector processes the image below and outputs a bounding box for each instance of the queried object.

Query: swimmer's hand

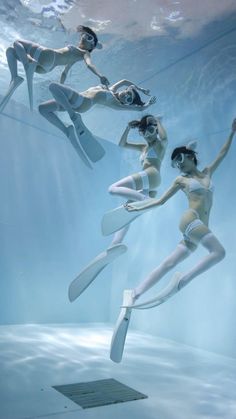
[145,96,157,107]
[232,118,236,133]
[124,202,141,212]
[124,199,155,212]
[100,76,110,87]
[140,88,151,96]
[128,120,140,129]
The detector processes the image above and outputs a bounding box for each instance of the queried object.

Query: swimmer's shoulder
[174,174,188,189]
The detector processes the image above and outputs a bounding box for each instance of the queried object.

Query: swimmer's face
[79,32,95,51]
[172,153,195,172]
[118,89,134,105]
[139,117,158,140]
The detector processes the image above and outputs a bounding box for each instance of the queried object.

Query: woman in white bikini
[0,25,109,112]
[38,79,156,165]
[109,114,167,246]
[124,118,236,309]
[68,115,166,303]
[109,118,236,363]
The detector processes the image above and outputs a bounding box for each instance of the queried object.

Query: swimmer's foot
[125,272,184,310]
[0,76,24,113]
[66,125,92,169]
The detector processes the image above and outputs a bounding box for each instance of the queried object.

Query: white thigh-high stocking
[49,83,83,118]
[129,233,225,310]
[179,232,225,289]
[108,176,147,202]
[134,243,191,299]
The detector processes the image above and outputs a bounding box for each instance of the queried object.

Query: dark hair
[77,25,98,51]
[171,146,198,165]
[131,88,145,106]
[140,114,157,131]
[129,114,157,132]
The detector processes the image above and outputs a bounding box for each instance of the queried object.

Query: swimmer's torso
[79,87,122,108]
[179,169,214,229]
[140,139,167,172]
[50,46,85,66]
[26,43,85,69]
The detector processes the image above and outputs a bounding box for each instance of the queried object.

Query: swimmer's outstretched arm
[60,63,74,84]
[127,95,157,112]
[118,122,145,150]
[83,52,109,86]
[206,118,236,175]
[127,178,182,211]
[110,79,149,94]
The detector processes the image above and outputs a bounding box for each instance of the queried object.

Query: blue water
[0,4,236,416]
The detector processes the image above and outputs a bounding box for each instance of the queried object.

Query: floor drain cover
[52,378,148,409]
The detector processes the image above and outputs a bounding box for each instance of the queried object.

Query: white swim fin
[110,289,135,363]
[126,272,183,310]
[72,114,105,162]
[25,63,36,111]
[68,244,127,302]
[101,199,154,236]
[67,125,93,169]
[0,76,24,113]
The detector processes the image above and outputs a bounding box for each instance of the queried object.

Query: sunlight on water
[0,6,235,419]
[0,324,236,418]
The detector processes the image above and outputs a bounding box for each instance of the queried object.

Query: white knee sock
[134,243,191,298]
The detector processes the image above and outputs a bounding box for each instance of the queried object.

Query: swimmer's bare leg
[0,47,24,113]
[48,83,92,144]
[133,243,191,301]
[48,83,91,142]
[39,100,69,135]
[130,232,226,310]
[13,41,36,111]
[110,225,130,247]
[49,82,81,119]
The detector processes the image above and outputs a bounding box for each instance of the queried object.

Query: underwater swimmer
[110,118,236,362]
[38,79,156,163]
[109,115,167,246]
[124,118,236,309]
[68,116,167,302]
[0,25,109,112]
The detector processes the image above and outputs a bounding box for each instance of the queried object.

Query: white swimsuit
[138,144,163,192]
[140,145,161,165]
[182,174,214,244]
[184,177,214,195]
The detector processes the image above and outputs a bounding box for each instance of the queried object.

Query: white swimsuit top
[83,86,115,106]
[140,145,161,165]
[183,175,214,195]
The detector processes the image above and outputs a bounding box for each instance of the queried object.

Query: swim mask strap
[186,140,198,151]
[96,42,103,49]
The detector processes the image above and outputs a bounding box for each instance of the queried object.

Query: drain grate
[52,378,148,409]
